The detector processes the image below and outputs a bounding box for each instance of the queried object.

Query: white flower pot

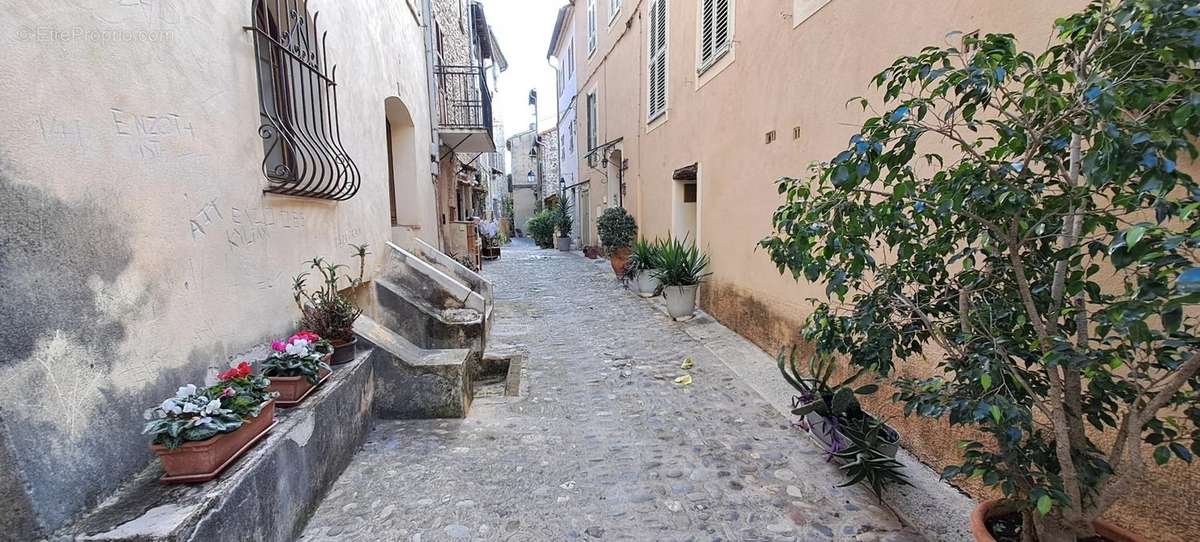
[662,285,699,320]
[634,270,661,297]
[556,237,572,251]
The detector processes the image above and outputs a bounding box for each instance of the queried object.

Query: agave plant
[623,238,663,280]
[651,235,710,287]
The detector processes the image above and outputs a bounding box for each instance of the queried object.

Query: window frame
[696,0,734,75]
[587,0,597,57]
[646,0,668,122]
[608,0,622,25]
[586,89,598,156]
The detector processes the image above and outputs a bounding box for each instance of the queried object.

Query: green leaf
[1155,446,1171,465]
[1125,224,1148,248]
[980,374,992,391]
[1037,495,1053,516]
[990,405,1002,424]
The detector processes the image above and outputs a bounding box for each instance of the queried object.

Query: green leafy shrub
[527,209,556,248]
[597,207,637,252]
[652,235,710,287]
[760,1,1200,538]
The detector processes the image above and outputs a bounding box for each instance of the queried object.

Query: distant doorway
[579,186,591,247]
[672,163,699,243]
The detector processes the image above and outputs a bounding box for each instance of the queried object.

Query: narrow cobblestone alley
[300,240,922,541]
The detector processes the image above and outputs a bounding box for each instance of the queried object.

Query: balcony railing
[435,64,493,132]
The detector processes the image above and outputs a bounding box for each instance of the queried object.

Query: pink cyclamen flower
[271,340,287,352]
[222,387,236,397]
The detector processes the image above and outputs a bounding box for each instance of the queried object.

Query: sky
[480,0,564,141]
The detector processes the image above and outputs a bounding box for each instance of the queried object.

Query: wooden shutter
[699,0,730,67]
[587,0,597,52]
[647,0,667,120]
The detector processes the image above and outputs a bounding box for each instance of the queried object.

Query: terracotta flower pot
[971,499,1146,542]
[267,366,331,407]
[584,246,600,259]
[151,400,277,483]
[330,337,357,365]
[609,246,632,276]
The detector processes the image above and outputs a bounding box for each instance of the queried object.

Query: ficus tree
[759,1,1200,539]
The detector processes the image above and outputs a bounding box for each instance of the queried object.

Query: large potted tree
[292,244,369,365]
[597,207,638,276]
[654,235,709,321]
[526,209,556,249]
[760,2,1198,540]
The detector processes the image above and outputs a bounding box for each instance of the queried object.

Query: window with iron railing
[248,0,360,200]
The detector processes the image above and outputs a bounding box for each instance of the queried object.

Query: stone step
[61,349,375,542]
[372,277,484,353]
[354,314,474,419]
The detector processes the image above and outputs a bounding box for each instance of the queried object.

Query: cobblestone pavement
[300,240,923,541]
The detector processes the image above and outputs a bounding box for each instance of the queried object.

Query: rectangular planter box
[152,400,277,483]
[268,368,331,407]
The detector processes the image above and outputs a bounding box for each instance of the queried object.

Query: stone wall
[0,0,434,536]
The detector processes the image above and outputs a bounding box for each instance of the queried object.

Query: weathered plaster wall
[573,0,1200,539]
[0,0,433,535]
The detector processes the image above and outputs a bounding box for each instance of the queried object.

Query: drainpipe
[422,0,448,252]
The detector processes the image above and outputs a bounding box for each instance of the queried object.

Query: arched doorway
[384,97,421,246]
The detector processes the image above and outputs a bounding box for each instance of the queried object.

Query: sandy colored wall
[0,0,434,536]
[572,0,1199,539]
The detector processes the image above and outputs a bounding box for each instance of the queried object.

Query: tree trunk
[1033,512,1096,541]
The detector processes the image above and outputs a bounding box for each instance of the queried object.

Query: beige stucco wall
[0,0,435,535]
[571,0,1199,539]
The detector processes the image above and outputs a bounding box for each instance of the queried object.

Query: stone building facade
[0,0,498,537]
[551,0,1200,539]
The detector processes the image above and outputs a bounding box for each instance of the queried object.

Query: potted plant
[293,244,368,365]
[142,364,275,483]
[584,246,601,259]
[624,238,663,297]
[264,331,333,407]
[478,220,501,260]
[597,207,637,276]
[526,209,556,249]
[653,235,709,320]
[555,199,573,251]
[760,2,1196,539]
[778,347,907,499]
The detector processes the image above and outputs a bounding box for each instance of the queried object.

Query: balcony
[435,64,495,153]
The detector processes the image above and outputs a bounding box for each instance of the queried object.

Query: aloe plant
[651,235,710,287]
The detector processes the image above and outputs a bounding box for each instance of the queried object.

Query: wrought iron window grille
[247,0,361,200]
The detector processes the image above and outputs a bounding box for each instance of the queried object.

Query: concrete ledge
[63,349,375,542]
[356,315,473,419]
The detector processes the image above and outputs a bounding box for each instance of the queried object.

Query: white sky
[480,0,564,141]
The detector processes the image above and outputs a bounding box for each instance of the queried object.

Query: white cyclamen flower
[286,339,311,356]
[175,384,197,398]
